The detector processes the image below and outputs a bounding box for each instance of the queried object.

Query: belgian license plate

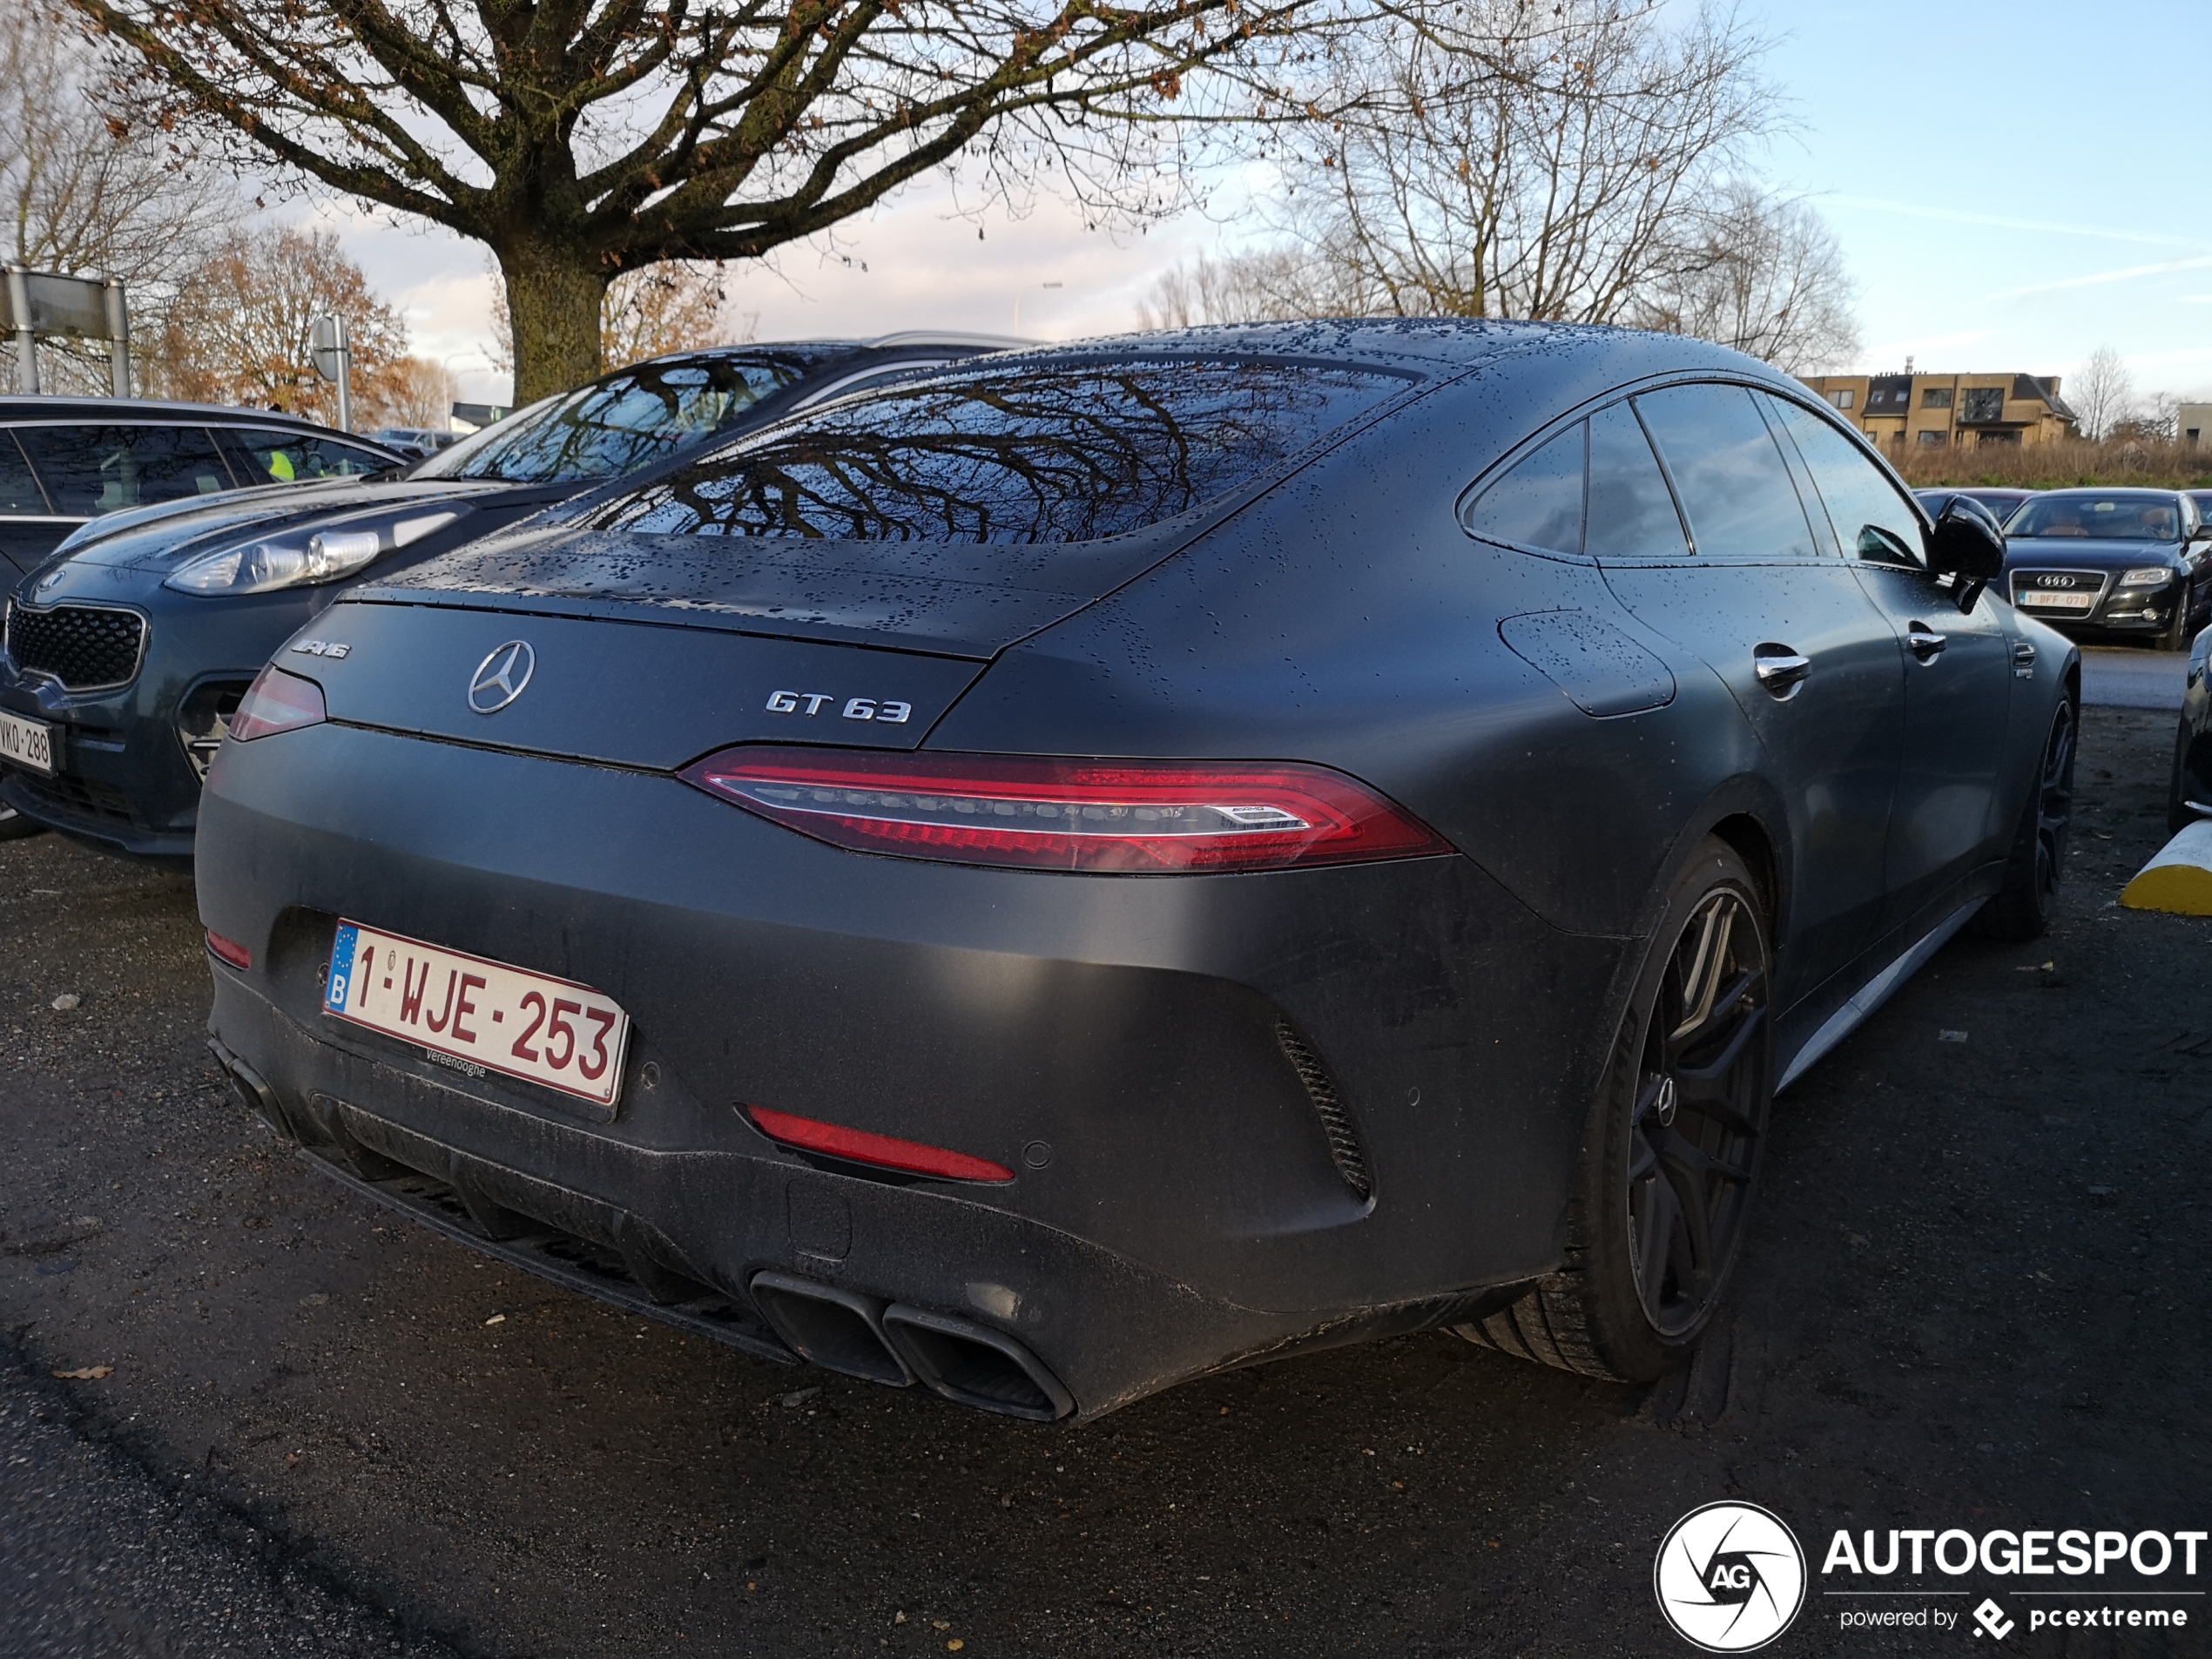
[0,709,55,775]
[324,921,631,1107]
[2017,590,2094,612]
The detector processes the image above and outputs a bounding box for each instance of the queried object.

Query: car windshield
[583,359,1415,544]
[2007,493,2182,541]
[414,354,828,484]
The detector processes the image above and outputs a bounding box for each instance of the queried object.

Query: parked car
[194,322,2076,1421]
[368,427,462,461]
[1915,485,2036,525]
[0,400,400,839]
[2000,487,2212,649]
[0,334,1022,860]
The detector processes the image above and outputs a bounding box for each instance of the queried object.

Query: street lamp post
[1013,281,1063,335]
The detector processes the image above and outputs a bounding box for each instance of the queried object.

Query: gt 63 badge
[1655,1501,1806,1652]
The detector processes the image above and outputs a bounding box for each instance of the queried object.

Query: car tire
[2173,715,2203,834]
[1972,691,2078,942]
[1452,837,1771,1383]
[0,799,49,840]
[2155,605,2191,651]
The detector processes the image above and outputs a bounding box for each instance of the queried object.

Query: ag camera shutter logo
[1655,1501,1807,1652]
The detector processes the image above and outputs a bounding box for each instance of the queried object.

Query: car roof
[0,395,380,436]
[2028,486,2182,501]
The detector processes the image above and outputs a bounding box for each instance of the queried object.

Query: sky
[304,0,2212,408]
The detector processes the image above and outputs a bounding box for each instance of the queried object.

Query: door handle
[1752,644,1812,698]
[1907,622,1947,662]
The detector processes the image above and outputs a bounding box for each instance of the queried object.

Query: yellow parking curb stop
[2120,819,2212,915]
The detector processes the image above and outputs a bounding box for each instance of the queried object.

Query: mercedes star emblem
[468,640,536,714]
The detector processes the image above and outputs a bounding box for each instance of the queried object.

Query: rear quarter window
[587,360,1416,544]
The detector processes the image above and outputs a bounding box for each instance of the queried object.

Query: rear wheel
[1453,838,1770,1382]
[1973,692,2077,941]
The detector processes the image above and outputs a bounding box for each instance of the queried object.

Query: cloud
[1827,195,2212,252]
[1991,253,2212,300]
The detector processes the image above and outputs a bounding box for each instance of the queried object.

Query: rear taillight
[679,748,1451,873]
[204,929,252,969]
[229,665,327,741]
[747,1107,1015,1183]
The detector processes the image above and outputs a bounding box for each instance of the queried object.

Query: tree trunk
[500,246,609,403]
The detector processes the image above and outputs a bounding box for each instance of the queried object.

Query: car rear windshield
[416,354,827,484]
[583,359,1416,544]
[2009,493,2182,541]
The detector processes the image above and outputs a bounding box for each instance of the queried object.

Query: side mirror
[1925,495,2006,580]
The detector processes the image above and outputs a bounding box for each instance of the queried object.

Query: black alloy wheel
[1626,887,1769,1338]
[1453,838,1771,1381]
[1975,694,2077,941]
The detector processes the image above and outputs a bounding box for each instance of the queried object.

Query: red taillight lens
[679,748,1451,873]
[204,929,252,969]
[229,664,326,742]
[747,1107,1015,1183]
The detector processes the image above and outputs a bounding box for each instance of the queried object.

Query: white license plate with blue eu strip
[0,709,55,775]
[324,921,631,1106]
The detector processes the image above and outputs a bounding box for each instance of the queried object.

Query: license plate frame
[2015,590,2094,613]
[323,921,631,1111]
[0,708,56,775]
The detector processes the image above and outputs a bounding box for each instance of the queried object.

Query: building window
[1916,430,1947,446]
[1921,388,1953,408]
[1961,388,2006,423]
[1976,428,2020,447]
[1826,388,1855,410]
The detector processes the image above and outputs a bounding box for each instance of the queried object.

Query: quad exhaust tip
[747,1271,1074,1421]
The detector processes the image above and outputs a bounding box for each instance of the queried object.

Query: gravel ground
[1,706,2206,1656]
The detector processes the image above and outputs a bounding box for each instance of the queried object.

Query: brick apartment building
[1797,370,2078,455]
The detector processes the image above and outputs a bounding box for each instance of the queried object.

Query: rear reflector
[746,1107,1015,1184]
[229,664,327,742]
[680,748,1451,873]
[204,929,252,969]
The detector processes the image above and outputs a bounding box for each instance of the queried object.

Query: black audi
[195,322,2077,1421]
[0,334,1018,860]
[2000,487,2212,649]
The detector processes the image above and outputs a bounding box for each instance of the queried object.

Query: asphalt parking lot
[3,696,2207,1657]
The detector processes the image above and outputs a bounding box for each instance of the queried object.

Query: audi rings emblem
[468,640,536,713]
[2035,574,2078,589]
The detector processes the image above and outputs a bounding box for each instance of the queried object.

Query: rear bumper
[198,721,1630,1415]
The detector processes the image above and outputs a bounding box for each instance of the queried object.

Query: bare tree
[2072,346,2135,442]
[0,0,233,391]
[1136,247,1369,327]
[1636,182,1859,372]
[1298,0,1778,322]
[70,0,1398,401]
[149,226,410,424]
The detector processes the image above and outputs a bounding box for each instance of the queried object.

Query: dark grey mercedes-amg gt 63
[193,321,2078,1421]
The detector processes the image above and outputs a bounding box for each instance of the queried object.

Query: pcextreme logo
[1655,1501,1809,1652]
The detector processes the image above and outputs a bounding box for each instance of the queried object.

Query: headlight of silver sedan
[164,509,461,596]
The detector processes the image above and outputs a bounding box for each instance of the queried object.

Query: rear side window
[0,432,50,515]
[16,424,234,516]
[222,428,392,484]
[589,360,1413,544]
[1461,422,1585,554]
[1587,403,1690,559]
[1634,384,1818,561]
[1764,397,1924,566]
